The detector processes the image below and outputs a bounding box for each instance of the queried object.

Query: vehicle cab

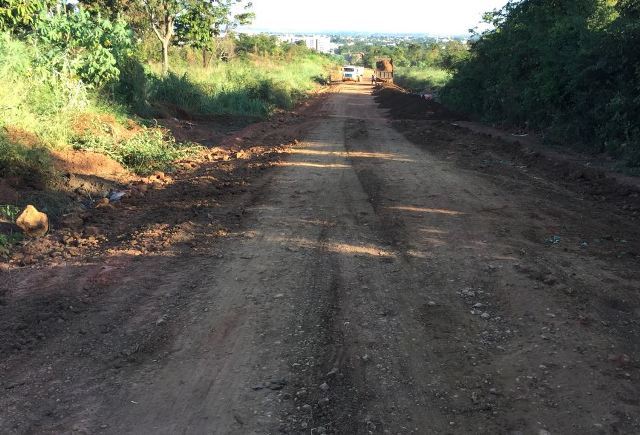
[342,65,362,82]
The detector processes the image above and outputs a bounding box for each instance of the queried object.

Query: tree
[139,0,252,74]
[235,33,279,57]
[139,0,180,75]
[442,0,640,165]
[175,0,253,67]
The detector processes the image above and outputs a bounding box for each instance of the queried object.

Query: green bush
[34,10,134,87]
[394,67,452,92]
[442,0,640,165]
[0,0,51,33]
[114,56,154,117]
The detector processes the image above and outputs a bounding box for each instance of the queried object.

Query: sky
[242,0,509,36]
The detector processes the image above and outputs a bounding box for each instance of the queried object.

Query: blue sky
[243,0,509,35]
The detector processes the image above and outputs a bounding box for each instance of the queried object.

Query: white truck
[342,65,364,82]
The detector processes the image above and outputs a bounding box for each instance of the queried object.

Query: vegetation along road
[1,82,639,434]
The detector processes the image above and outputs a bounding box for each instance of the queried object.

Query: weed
[73,127,203,175]
[147,53,335,118]
[0,204,21,222]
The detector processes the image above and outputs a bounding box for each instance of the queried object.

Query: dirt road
[2,83,640,434]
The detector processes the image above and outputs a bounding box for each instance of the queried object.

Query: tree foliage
[0,0,53,33]
[442,0,640,165]
[139,0,252,74]
[35,9,133,86]
[337,39,470,70]
[175,0,254,66]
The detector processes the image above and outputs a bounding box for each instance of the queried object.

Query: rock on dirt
[16,205,49,238]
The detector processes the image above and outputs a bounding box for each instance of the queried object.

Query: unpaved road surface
[2,84,640,434]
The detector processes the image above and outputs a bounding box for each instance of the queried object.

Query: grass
[74,127,203,174]
[148,53,334,117]
[0,204,24,257]
[394,66,452,93]
[0,135,56,186]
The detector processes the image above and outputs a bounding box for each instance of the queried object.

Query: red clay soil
[0,89,333,434]
[3,126,42,148]
[376,59,393,72]
[376,86,640,214]
[3,84,639,434]
[2,90,332,268]
[160,115,258,147]
[374,85,468,121]
[51,150,133,183]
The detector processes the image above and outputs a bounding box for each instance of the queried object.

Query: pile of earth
[374,86,467,121]
[375,59,393,72]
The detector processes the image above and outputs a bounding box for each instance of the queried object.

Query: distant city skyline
[241,0,508,36]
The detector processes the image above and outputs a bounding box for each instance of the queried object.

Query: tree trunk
[162,39,170,75]
[202,48,208,68]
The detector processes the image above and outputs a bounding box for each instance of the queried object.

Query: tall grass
[148,53,333,117]
[394,66,452,93]
[0,32,90,148]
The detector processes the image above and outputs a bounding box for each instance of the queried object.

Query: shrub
[394,67,452,92]
[114,57,154,116]
[34,10,134,87]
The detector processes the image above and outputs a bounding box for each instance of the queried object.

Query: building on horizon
[276,34,338,54]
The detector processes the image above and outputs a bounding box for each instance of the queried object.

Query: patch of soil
[376,86,640,217]
[160,115,257,148]
[0,88,329,432]
[72,113,142,143]
[2,126,42,147]
[51,150,132,182]
[2,87,330,267]
[374,85,467,121]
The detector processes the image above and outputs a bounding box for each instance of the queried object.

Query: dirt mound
[2,126,42,147]
[161,115,256,148]
[374,86,467,121]
[51,150,132,182]
[376,59,393,72]
[72,113,142,142]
